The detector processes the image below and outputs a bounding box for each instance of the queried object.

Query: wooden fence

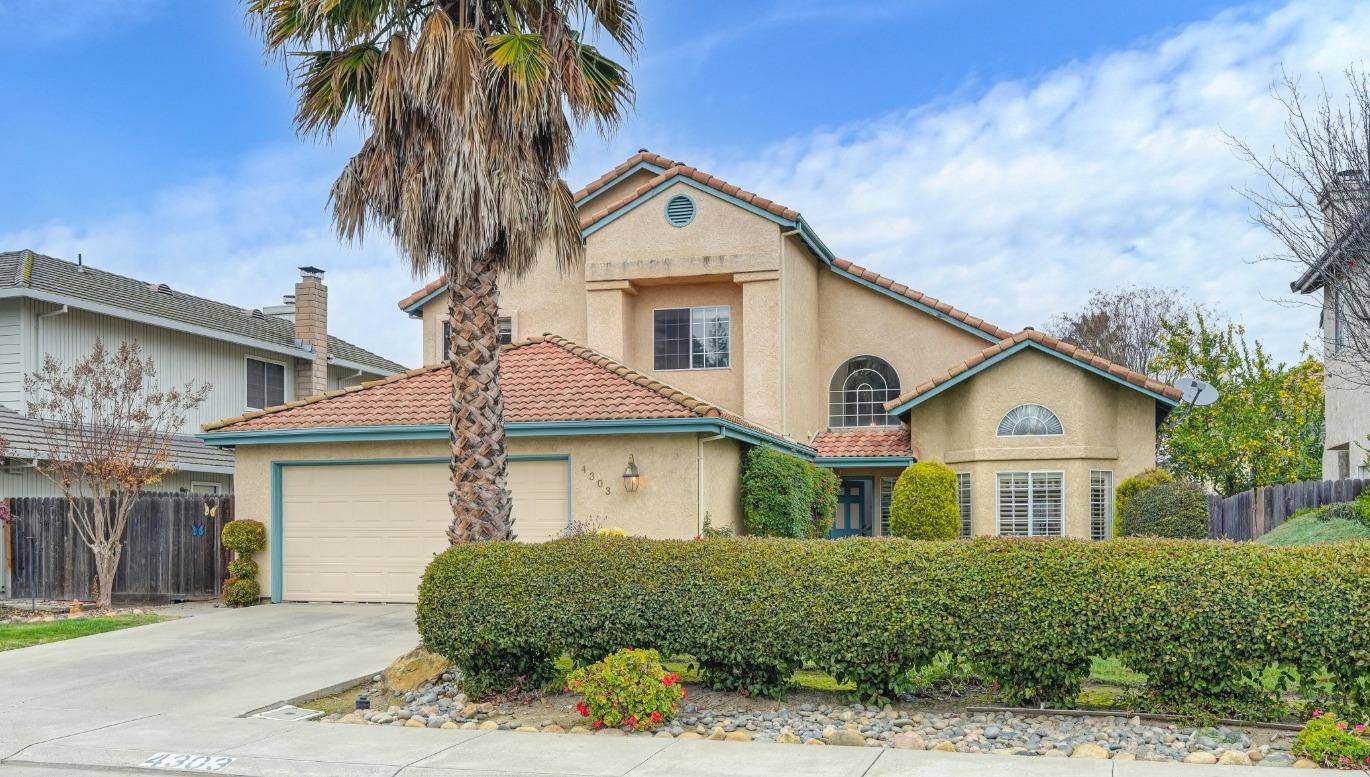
[4,493,234,602]
[1207,478,1368,541]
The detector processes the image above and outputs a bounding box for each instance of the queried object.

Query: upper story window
[442,316,512,360]
[828,355,901,427]
[654,306,730,370]
[246,357,285,410]
[997,403,1064,436]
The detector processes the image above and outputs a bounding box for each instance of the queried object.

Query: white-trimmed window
[653,306,730,370]
[1090,470,1114,540]
[956,472,972,538]
[997,403,1064,436]
[880,476,896,535]
[996,471,1064,537]
[246,357,285,410]
[828,356,901,427]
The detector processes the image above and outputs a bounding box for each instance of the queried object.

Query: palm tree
[248,0,637,543]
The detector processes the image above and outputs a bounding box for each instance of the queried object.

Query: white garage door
[280,459,568,603]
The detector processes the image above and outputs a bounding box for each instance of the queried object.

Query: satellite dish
[1177,376,1219,407]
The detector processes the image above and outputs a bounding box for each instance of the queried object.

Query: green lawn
[0,613,172,651]
[1256,513,1370,546]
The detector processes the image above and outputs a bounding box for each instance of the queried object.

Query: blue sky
[0,0,1357,367]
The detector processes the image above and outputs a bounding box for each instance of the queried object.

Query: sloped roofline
[884,329,1182,417]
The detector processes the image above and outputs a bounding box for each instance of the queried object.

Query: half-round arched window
[828,356,901,427]
[997,403,1064,436]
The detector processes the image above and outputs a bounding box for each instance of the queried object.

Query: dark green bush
[227,558,258,580]
[1120,480,1209,539]
[223,577,260,607]
[417,537,1370,708]
[1115,468,1174,534]
[222,519,267,555]
[1323,494,1370,528]
[740,448,839,538]
[888,462,959,540]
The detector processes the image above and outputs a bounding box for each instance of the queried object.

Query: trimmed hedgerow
[1121,480,1209,539]
[807,466,840,540]
[416,536,1370,708]
[889,462,959,540]
[1115,468,1173,535]
[740,448,839,539]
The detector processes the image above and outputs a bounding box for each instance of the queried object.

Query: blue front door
[830,478,867,538]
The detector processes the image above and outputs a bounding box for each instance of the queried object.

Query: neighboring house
[202,150,1181,604]
[1291,171,1370,480]
[0,250,406,500]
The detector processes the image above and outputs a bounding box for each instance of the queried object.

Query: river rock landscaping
[315,672,1304,767]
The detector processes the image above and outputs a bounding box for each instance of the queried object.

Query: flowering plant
[566,648,686,731]
[1294,709,1370,771]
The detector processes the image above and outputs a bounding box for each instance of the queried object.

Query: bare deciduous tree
[1045,287,1192,384]
[1231,66,1370,385]
[24,339,210,609]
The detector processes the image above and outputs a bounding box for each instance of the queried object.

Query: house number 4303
[581,464,611,495]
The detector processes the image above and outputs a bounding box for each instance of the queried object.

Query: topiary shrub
[566,648,686,731]
[222,519,267,555]
[888,461,959,540]
[418,537,1370,709]
[807,466,839,539]
[227,557,259,580]
[221,519,266,607]
[223,577,260,607]
[1120,480,1209,539]
[1115,468,1173,535]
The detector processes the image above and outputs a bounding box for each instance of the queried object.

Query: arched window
[997,403,1064,436]
[828,356,901,427]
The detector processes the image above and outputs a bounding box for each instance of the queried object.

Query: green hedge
[417,537,1370,708]
[1115,468,1173,535]
[889,462,959,540]
[740,448,839,539]
[1121,480,1209,539]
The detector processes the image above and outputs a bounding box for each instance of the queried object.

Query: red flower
[681,687,688,699]
[650,711,662,723]
[662,674,678,687]
[593,721,603,729]
[575,701,589,717]
[1313,708,1324,718]
[1354,723,1366,734]
[626,715,639,728]
[1336,720,1348,730]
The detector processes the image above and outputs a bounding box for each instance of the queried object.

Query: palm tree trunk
[446,253,514,543]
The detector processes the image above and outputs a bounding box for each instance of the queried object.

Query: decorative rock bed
[316,674,1304,766]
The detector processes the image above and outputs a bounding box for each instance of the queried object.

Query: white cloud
[0,0,162,45]
[705,0,1370,362]
[7,0,1364,371]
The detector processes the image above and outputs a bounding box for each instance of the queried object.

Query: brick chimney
[293,266,328,398]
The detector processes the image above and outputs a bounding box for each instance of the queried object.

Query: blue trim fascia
[829,264,1000,344]
[576,161,668,208]
[814,456,914,469]
[582,175,800,240]
[885,340,1180,417]
[401,286,446,315]
[203,417,816,458]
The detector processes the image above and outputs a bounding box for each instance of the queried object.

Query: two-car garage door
[280,459,568,603]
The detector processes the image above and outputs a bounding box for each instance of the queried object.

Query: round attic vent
[664,194,696,228]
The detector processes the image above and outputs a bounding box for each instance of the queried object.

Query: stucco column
[585,280,635,361]
[736,271,783,432]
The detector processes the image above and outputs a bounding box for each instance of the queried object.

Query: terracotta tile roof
[204,335,799,447]
[397,276,446,311]
[812,428,912,459]
[883,329,1184,412]
[572,149,677,201]
[831,258,1014,341]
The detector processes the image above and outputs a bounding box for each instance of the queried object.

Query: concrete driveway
[1,602,418,718]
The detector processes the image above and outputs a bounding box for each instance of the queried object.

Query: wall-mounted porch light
[623,455,641,492]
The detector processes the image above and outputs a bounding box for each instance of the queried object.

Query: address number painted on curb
[139,753,235,772]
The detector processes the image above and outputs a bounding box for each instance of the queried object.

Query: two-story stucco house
[202,151,1180,604]
[1,250,406,499]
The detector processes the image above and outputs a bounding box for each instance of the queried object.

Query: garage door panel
[281,459,568,603]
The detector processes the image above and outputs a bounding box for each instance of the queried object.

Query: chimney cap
[282,294,296,305]
[299,265,325,278]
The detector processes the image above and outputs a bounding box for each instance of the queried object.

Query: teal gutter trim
[814,456,915,469]
[828,263,1001,344]
[266,454,571,602]
[575,161,668,208]
[401,286,446,316]
[203,417,816,459]
[885,340,1180,417]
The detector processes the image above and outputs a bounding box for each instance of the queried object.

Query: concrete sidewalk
[0,714,1321,777]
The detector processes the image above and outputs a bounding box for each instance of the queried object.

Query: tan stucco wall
[621,280,747,416]
[781,236,821,437]
[228,433,744,595]
[902,348,1159,539]
[1321,286,1370,479]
